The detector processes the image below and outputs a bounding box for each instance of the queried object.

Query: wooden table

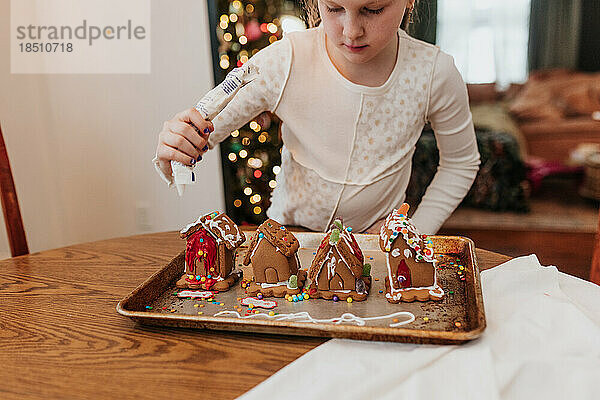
[0,231,511,400]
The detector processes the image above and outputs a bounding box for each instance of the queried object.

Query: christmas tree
[209,0,303,225]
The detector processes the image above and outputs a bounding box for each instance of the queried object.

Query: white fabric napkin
[239,255,600,400]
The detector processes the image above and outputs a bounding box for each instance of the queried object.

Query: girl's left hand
[364,218,385,234]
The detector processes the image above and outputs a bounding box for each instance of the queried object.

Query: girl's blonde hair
[300,0,420,32]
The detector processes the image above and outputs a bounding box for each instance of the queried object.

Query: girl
[154,0,480,235]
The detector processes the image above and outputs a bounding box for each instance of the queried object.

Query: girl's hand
[155,108,214,176]
[364,218,385,235]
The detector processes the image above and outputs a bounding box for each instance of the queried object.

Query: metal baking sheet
[117,233,486,344]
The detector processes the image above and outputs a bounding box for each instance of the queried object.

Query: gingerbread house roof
[180,211,246,250]
[243,219,299,265]
[378,204,435,263]
[309,222,363,281]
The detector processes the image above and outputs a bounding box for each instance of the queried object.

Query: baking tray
[117,233,485,344]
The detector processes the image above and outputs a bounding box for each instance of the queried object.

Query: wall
[0,0,224,258]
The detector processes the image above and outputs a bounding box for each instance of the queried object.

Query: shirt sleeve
[411,52,481,235]
[152,37,292,186]
[207,37,292,148]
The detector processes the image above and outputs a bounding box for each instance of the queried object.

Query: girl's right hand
[155,107,214,176]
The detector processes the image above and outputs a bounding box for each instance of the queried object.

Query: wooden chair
[591,209,600,285]
[0,123,29,257]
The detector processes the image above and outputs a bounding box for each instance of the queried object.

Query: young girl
[154,0,480,235]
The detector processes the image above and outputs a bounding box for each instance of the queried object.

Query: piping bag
[172,64,259,196]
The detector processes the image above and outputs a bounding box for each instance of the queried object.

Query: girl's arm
[207,36,291,149]
[410,52,481,235]
[154,37,292,185]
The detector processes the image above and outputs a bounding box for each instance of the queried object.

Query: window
[437,0,531,86]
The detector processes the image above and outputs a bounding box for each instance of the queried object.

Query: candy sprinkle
[198,312,203,315]
[455,321,462,328]
[423,317,429,322]
[145,306,152,310]
[268,311,275,316]
[392,318,399,323]
[194,304,199,308]
[347,297,353,303]
[303,293,309,300]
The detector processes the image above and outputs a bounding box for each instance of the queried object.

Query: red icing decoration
[319,233,331,249]
[185,230,217,277]
[396,259,412,288]
[348,233,364,264]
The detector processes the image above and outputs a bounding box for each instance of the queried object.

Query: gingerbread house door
[264,267,279,283]
[326,256,355,291]
[328,273,345,290]
[396,259,412,288]
[193,258,206,276]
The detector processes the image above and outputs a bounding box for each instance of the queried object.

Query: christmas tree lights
[212,0,302,225]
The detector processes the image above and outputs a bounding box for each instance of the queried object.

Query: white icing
[390,248,401,257]
[385,253,444,301]
[180,212,243,249]
[180,214,217,239]
[213,310,415,328]
[403,249,412,258]
[249,236,263,260]
[260,280,287,289]
[177,290,214,298]
[326,250,337,280]
[341,233,354,256]
[240,297,277,309]
[206,217,243,248]
[314,223,362,292]
[332,290,351,293]
[379,209,435,263]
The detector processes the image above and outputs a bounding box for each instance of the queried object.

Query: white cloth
[238,255,600,400]
[156,26,480,234]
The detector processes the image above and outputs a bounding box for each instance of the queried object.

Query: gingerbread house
[177,211,245,291]
[379,204,444,302]
[308,219,371,301]
[242,219,306,297]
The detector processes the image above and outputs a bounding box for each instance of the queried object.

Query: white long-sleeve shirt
[157,25,480,234]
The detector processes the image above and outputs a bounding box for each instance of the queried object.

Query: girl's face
[318,0,414,66]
